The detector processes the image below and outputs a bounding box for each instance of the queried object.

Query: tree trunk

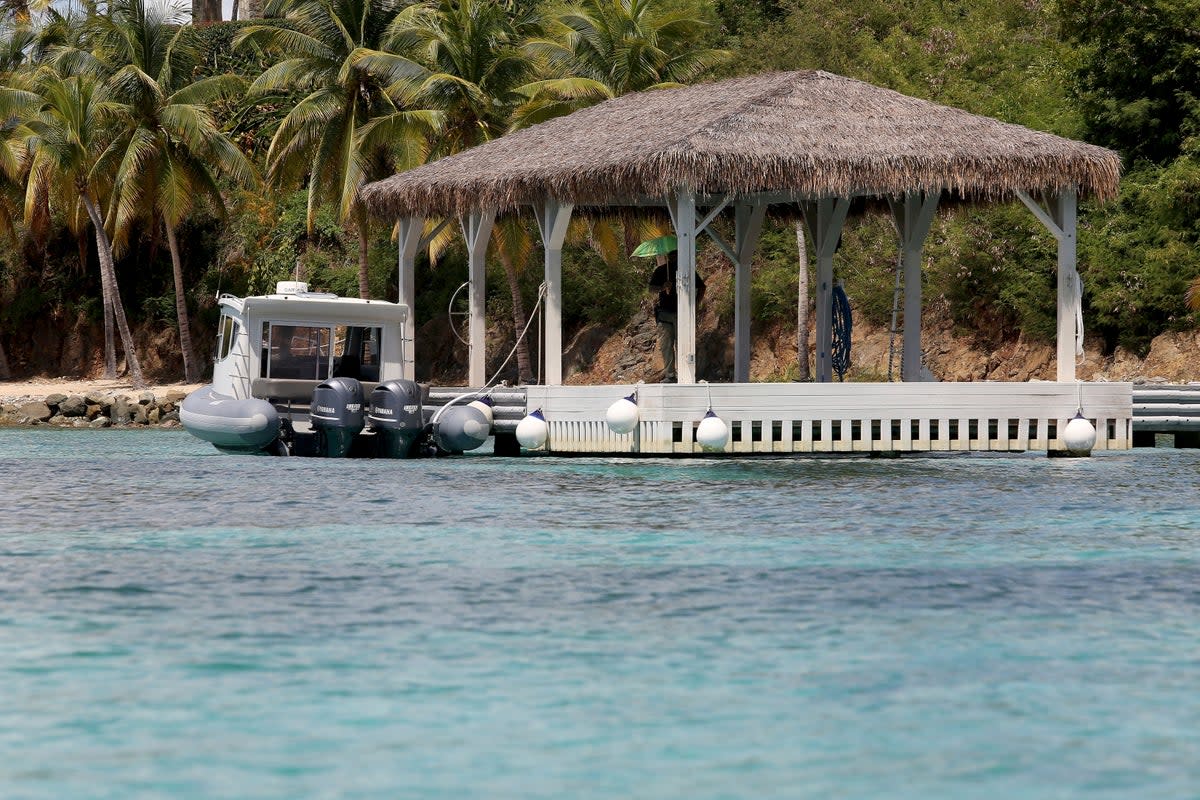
[82,194,145,388]
[192,0,221,25]
[81,227,117,378]
[497,248,532,384]
[0,337,10,380]
[356,218,370,299]
[796,223,811,381]
[166,223,199,383]
[99,241,117,378]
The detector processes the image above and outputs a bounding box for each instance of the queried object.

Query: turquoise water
[2,429,1199,799]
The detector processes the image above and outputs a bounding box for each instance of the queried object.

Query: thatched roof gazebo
[362,70,1120,388]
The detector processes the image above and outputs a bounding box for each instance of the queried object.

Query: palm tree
[0,32,35,381]
[515,0,730,127]
[1187,277,1200,313]
[0,22,37,236]
[90,0,255,383]
[356,0,544,380]
[364,0,541,156]
[0,0,50,24]
[518,0,731,304]
[23,70,146,386]
[236,0,440,300]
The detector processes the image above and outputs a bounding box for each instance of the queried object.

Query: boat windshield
[260,322,383,381]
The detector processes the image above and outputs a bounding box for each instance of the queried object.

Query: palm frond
[168,73,247,106]
[158,102,217,153]
[247,57,334,97]
[106,63,166,107]
[426,216,457,266]
[573,217,621,266]
[154,151,194,228]
[1188,277,1200,312]
[349,47,429,88]
[235,25,335,63]
[490,215,534,269]
[265,87,344,176]
[356,109,442,163]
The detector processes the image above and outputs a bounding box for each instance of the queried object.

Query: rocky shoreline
[0,389,188,429]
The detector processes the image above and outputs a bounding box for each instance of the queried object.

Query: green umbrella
[631,235,677,257]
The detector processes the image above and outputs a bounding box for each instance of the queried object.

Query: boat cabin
[211,281,408,405]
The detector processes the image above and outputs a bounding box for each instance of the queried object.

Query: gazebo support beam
[397,216,424,381]
[397,217,449,381]
[733,202,766,382]
[535,199,574,386]
[889,191,940,381]
[802,197,851,382]
[461,210,495,387]
[690,197,764,382]
[1017,188,1079,382]
[670,188,699,383]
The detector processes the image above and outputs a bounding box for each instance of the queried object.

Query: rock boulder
[18,401,52,423]
[58,395,87,417]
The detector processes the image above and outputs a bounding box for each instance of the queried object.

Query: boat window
[262,323,333,380]
[215,314,239,362]
[331,326,383,381]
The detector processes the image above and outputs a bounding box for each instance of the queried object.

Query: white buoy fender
[468,396,495,425]
[516,409,549,450]
[1063,413,1097,455]
[695,410,729,452]
[605,393,639,435]
[437,404,491,452]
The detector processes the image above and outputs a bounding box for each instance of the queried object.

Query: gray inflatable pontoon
[181,386,280,452]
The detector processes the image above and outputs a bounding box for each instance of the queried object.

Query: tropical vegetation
[0,0,1196,384]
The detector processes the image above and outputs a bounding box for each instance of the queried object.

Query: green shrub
[1079,158,1200,353]
[561,247,643,328]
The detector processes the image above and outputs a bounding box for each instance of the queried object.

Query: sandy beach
[0,377,203,405]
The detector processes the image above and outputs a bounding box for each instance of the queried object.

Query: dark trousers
[656,310,677,381]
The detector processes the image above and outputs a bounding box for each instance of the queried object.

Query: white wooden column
[802,198,851,383]
[534,199,573,386]
[1017,187,1080,382]
[733,202,766,383]
[461,210,495,387]
[889,191,939,381]
[671,188,699,384]
[397,216,425,381]
[1053,189,1079,383]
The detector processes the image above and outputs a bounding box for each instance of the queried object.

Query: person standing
[648,251,704,383]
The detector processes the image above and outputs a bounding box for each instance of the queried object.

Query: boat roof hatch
[218,292,408,325]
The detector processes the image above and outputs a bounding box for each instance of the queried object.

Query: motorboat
[181,281,449,457]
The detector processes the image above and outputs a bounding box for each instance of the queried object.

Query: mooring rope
[431,282,548,425]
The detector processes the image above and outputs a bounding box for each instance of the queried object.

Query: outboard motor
[368,379,426,458]
[310,376,365,457]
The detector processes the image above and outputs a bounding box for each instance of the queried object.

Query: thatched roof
[362,70,1120,219]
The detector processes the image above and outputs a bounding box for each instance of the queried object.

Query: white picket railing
[523,382,1133,455]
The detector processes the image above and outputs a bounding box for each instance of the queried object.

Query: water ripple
[2,429,1200,799]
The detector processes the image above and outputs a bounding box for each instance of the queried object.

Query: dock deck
[481,381,1135,456]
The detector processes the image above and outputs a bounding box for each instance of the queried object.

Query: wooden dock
[520,382,1133,456]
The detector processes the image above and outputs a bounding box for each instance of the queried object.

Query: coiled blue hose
[832,285,852,381]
